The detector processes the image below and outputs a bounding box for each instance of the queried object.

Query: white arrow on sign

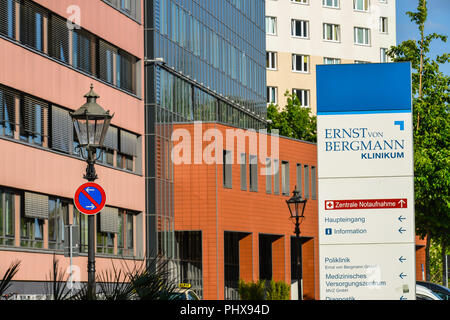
[86,204,96,210]
[398,199,406,208]
[85,187,96,194]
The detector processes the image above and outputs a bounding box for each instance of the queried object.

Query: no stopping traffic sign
[74,182,106,215]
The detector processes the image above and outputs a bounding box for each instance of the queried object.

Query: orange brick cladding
[172,122,426,300]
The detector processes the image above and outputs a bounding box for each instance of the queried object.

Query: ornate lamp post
[286,187,307,301]
[70,84,113,299]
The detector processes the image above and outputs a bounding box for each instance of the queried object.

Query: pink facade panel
[0,38,143,135]
[32,0,143,58]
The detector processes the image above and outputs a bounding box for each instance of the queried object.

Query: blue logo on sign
[325,228,332,235]
[394,121,405,131]
[78,186,103,211]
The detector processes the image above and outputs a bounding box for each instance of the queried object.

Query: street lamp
[286,187,307,301]
[70,84,113,299]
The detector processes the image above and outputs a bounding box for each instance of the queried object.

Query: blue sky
[396,0,450,76]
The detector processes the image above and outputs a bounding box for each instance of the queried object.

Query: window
[267,86,277,105]
[291,19,309,38]
[311,166,317,200]
[296,164,303,197]
[117,153,133,171]
[323,0,339,8]
[355,60,369,64]
[100,41,116,84]
[48,197,69,250]
[380,48,388,62]
[125,214,134,254]
[175,231,203,299]
[354,27,371,45]
[273,159,280,195]
[266,158,272,194]
[1,0,138,95]
[0,86,16,138]
[74,209,88,253]
[292,54,309,73]
[0,0,16,39]
[50,15,70,63]
[324,57,341,64]
[223,150,232,188]
[266,52,277,70]
[99,39,136,94]
[104,0,140,20]
[102,125,118,166]
[121,0,131,13]
[117,129,137,172]
[380,17,388,33]
[1,84,140,172]
[249,155,258,192]
[72,29,96,75]
[265,16,277,35]
[323,23,340,42]
[97,208,118,255]
[224,231,240,300]
[116,51,136,93]
[97,149,114,166]
[97,228,115,255]
[281,161,290,196]
[354,0,370,11]
[0,189,15,246]
[20,96,47,146]
[240,153,247,191]
[304,165,310,199]
[292,89,310,108]
[259,235,275,280]
[291,0,308,4]
[20,217,43,248]
[118,210,134,256]
[51,106,73,154]
[21,192,47,248]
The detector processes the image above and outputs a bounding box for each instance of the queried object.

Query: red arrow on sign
[325,199,408,210]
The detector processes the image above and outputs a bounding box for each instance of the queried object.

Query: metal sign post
[64,224,79,295]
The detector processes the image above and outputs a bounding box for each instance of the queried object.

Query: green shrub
[238,279,266,300]
[238,279,291,300]
[266,280,290,300]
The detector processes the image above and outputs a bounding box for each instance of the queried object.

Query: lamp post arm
[84,147,98,182]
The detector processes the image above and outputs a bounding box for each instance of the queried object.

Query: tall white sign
[316,63,415,300]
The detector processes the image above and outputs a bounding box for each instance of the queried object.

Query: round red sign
[74,182,106,215]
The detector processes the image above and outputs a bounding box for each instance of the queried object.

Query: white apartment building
[266,0,397,112]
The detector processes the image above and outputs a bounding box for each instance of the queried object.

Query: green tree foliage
[267,91,317,143]
[387,0,449,282]
[428,239,449,286]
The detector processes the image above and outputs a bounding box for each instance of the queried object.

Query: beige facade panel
[266,0,397,113]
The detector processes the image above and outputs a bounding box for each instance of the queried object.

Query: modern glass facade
[154,0,267,120]
[144,0,267,293]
